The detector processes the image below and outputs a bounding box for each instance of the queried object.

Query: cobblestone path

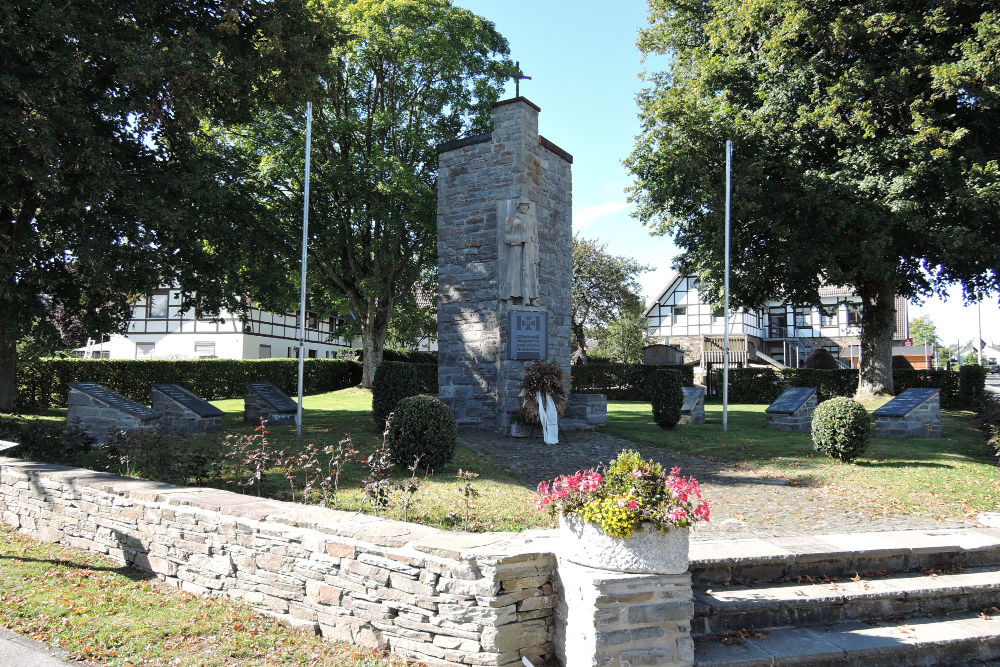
[458,428,975,542]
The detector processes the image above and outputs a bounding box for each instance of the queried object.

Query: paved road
[986,372,1000,394]
[0,627,88,666]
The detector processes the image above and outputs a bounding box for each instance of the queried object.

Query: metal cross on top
[512,61,531,97]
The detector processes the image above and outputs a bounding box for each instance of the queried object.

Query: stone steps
[688,528,1000,665]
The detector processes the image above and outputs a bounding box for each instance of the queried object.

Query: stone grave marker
[435,96,606,430]
[765,387,818,431]
[67,382,161,441]
[244,382,298,426]
[873,388,941,437]
[680,386,706,425]
[151,384,224,433]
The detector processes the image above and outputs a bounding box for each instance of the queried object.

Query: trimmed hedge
[715,367,967,408]
[17,358,361,412]
[371,361,420,432]
[571,363,695,400]
[650,369,684,429]
[958,365,988,407]
[410,363,439,394]
[334,347,438,364]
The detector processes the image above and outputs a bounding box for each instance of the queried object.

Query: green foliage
[15,359,361,412]
[386,395,457,472]
[223,0,512,388]
[811,398,872,463]
[0,0,337,411]
[650,369,684,430]
[909,316,940,348]
[595,296,652,364]
[571,363,694,401]
[572,236,649,362]
[627,2,1000,396]
[803,349,840,370]
[959,364,988,406]
[0,417,87,465]
[720,368,783,404]
[782,369,863,403]
[371,361,420,432]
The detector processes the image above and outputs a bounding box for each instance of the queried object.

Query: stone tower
[436,98,573,428]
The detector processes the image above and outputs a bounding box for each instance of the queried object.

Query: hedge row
[571,363,695,401]
[334,348,438,364]
[17,358,362,411]
[715,367,979,408]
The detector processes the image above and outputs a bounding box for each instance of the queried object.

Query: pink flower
[627,499,639,510]
[630,467,644,479]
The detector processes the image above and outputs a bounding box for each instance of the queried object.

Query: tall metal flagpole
[723,140,732,432]
[978,301,983,365]
[296,102,313,437]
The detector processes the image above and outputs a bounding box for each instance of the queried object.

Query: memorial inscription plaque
[509,311,548,360]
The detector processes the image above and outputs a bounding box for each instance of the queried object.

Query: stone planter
[558,513,689,574]
[510,422,531,438]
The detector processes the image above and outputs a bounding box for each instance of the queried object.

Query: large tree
[226,0,511,387]
[627,1,1000,395]
[572,235,648,364]
[0,0,335,411]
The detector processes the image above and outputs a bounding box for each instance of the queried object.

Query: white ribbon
[536,392,559,444]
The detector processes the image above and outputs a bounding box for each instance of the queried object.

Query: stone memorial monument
[67,382,161,441]
[680,386,706,425]
[151,384,224,433]
[244,382,298,426]
[765,387,818,432]
[437,95,605,429]
[873,388,941,437]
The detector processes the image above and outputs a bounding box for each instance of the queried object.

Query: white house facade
[80,288,355,360]
[645,274,909,369]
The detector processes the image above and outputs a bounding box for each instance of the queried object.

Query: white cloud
[573,201,630,230]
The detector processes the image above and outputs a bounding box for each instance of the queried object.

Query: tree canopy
[571,235,648,363]
[909,316,940,348]
[225,0,511,387]
[0,0,336,410]
[627,0,1000,395]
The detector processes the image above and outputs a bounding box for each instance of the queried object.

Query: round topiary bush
[372,361,420,432]
[811,397,872,462]
[386,394,457,472]
[650,368,684,429]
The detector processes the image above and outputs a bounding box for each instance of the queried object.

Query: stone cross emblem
[511,61,531,97]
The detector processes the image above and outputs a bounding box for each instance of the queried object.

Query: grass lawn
[0,523,403,667]
[601,399,1000,519]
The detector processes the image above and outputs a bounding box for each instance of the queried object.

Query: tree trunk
[361,316,389,389]
[0,323,17,413]
[855,281,896,396]
[572,321,588,364]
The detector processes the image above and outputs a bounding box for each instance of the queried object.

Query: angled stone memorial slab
[680,386,706,425]
[151,384,223,434]
[765,387,818,432]
[873,388,941,438]
[244,382,297,426]
[67,382,160,441]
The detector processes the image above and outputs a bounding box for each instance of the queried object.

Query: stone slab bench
[151,384,223,434]
[680,386,706,425]
[873,388,941,438]
[765,387,817,432]
[244,382,298,426]
[67,382,160,442]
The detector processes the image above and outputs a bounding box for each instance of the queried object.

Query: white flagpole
[297,102,313,437]
[723,140,732,432]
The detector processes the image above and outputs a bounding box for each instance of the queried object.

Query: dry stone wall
[0,457,560,667]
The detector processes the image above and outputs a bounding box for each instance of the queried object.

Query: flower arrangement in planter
[507,409,531,438]
[535,450,710,573]
[519,360,567,444]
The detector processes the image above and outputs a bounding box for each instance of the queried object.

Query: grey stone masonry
[679,387,706,425]
[244,383,297,426]
[436,98,576,429]
[555,558,694,667]
[151,385,223,434]
[563,393,608,431]
[66,383,160,442]
[765,387,818,432]
[873,389,942,438]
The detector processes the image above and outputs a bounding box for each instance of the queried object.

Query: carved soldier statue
[500,199,539,303]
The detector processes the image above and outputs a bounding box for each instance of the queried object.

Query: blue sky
[455,0,998,348]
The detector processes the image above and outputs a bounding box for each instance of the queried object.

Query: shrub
[958,364,988,408]
[811,397,872,463]
[571,363,694,400]
[386,394,457,471]
[804,348,840,369]
[371,361,420,432]
[650,369,684,429]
